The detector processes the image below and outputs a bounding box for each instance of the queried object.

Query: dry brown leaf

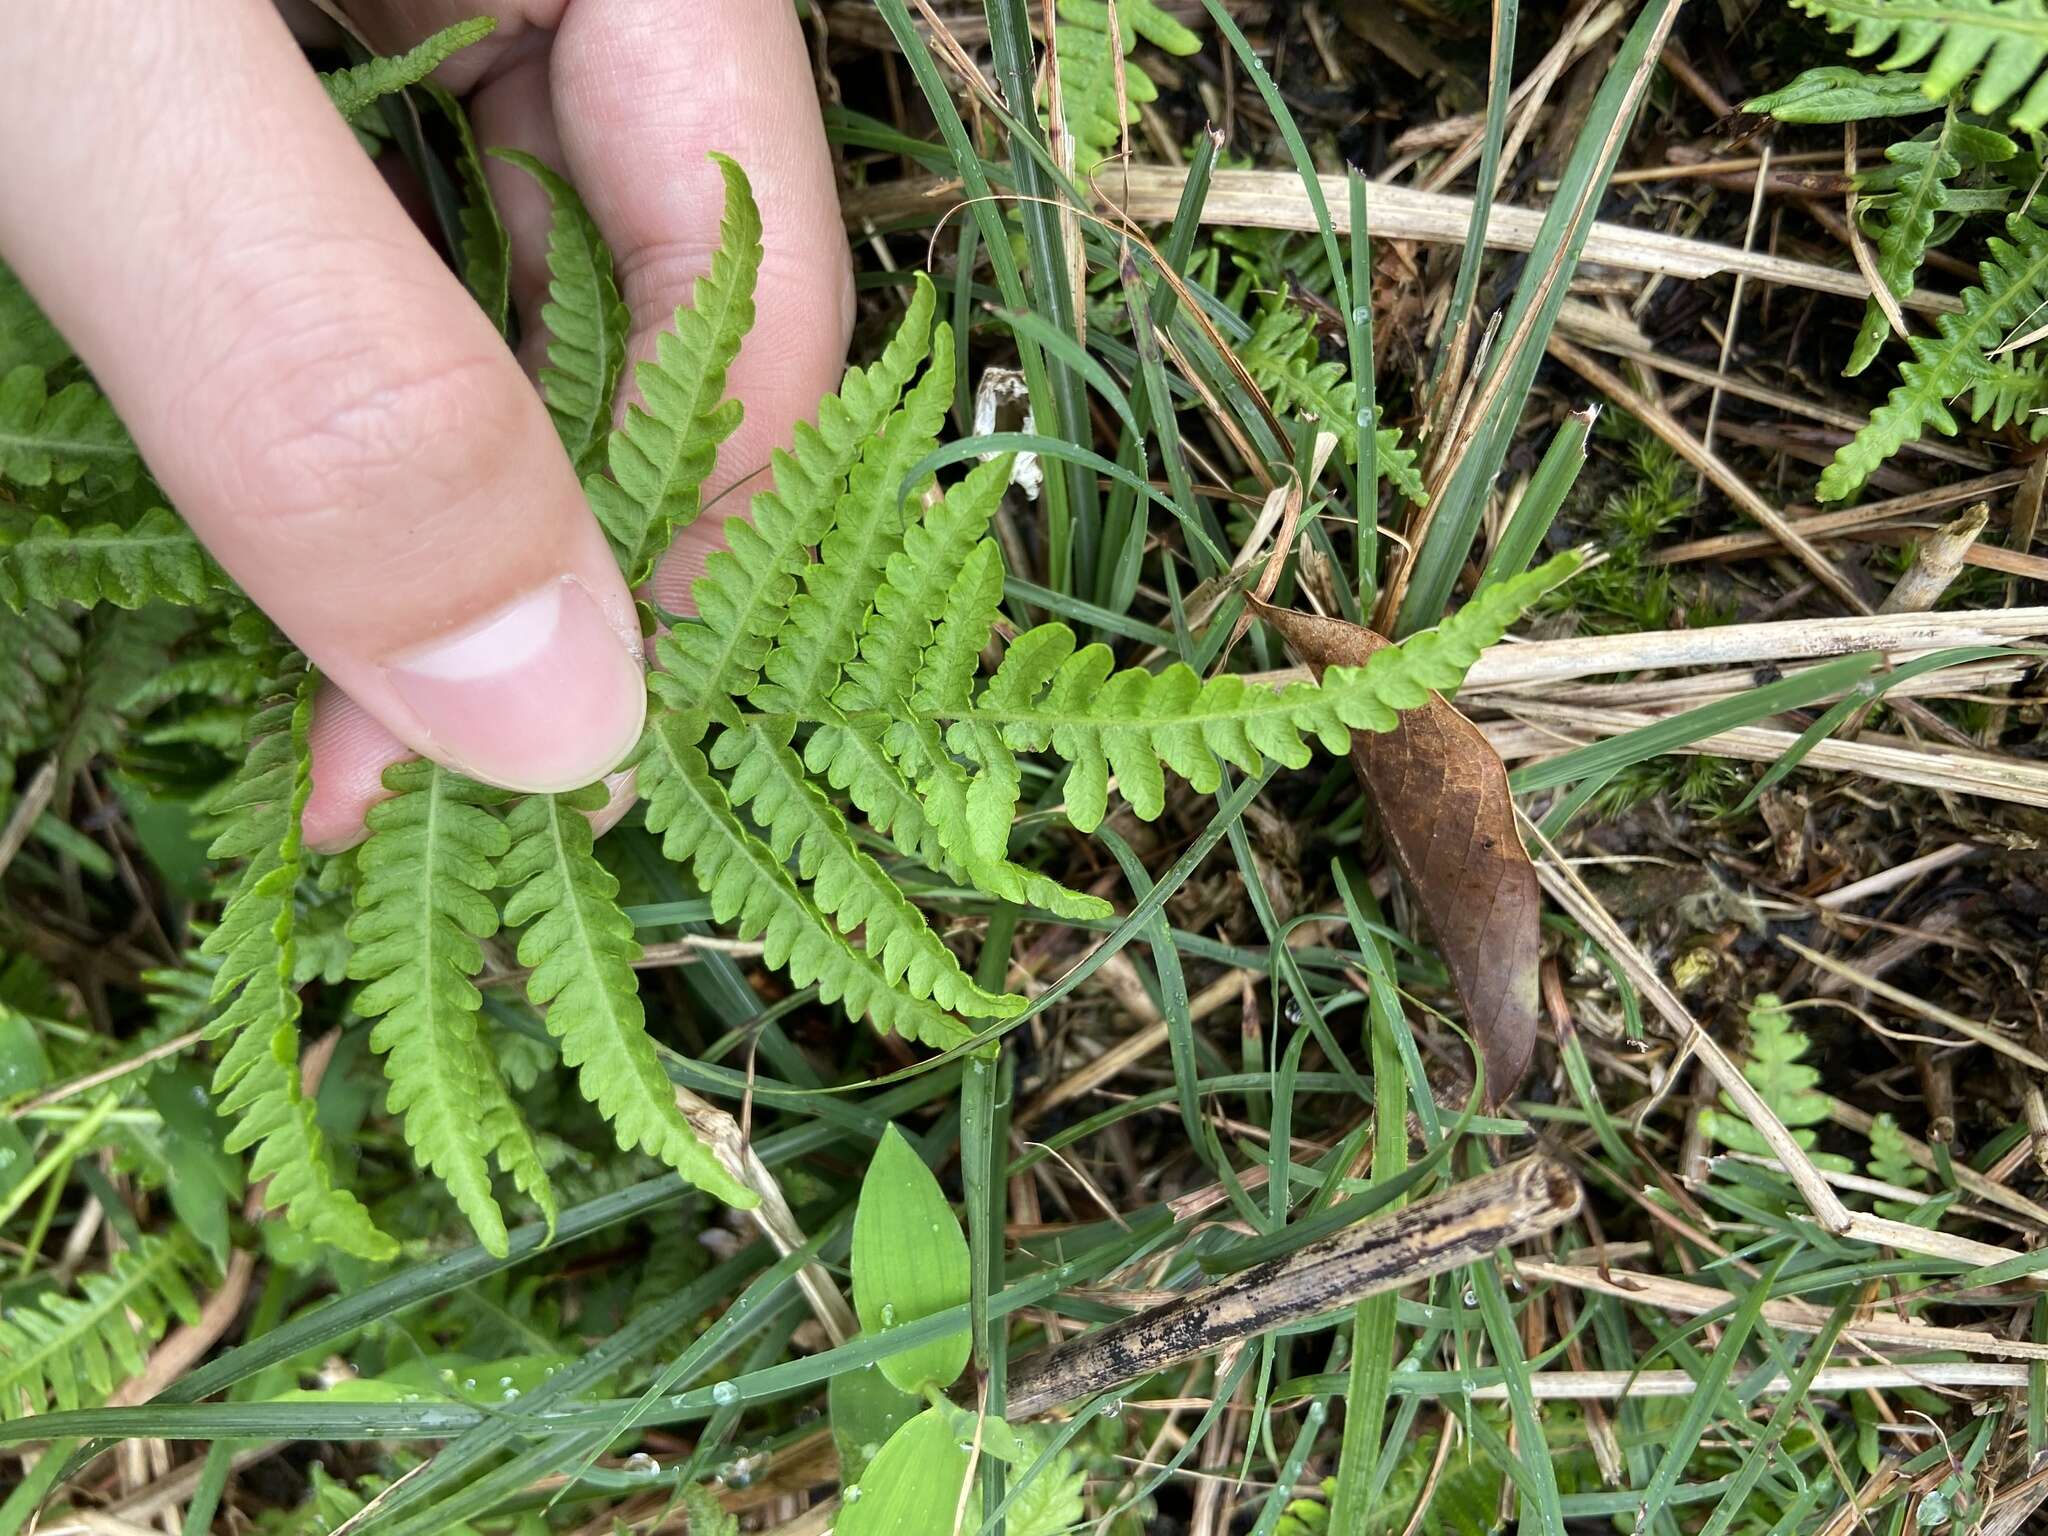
[1250,599,1540,1103]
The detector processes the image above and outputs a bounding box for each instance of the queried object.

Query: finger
[304,686,410,854]
[0,0,645,793]
[546,0,854,613]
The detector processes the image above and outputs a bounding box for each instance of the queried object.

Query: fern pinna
[1786,0,2048,130]
[1,143,1571,1260]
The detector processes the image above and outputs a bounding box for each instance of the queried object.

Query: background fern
[1787,0,2048,129]
[1049,0,1202,171]
[0,1232,205,1418]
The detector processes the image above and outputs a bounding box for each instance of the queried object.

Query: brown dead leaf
[1250,599,1541,1104]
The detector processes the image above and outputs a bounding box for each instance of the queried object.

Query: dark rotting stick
[1000,1157,1582,1420]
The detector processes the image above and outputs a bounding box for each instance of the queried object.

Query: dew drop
[623,1451,661,1477]
[845,1484,863,1504]
[462,1377,477,1391]
[1099,1398,1123,1417]
[880,1303,898,1327]
[1351,306,1369,325]
[712,1379,740,1407]
[1461,1286,1478,1307]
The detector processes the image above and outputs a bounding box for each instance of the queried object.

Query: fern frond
[0,1234,203,1418]
[58,604,194,777]
[1848,111,2016,371]
[0,365,138,490]
[636,711,979,1050]
[1049,0,1201,171]
[0,509,215,613]
[938,554,1576,832]
[490,150,630,477]
[1701,993,1855,1171]
[0,258,67,375]
[500,784,754,1209]
[201,667,395,1260]
[0,603,79,760]
[751,322,957,716]
[1787,0,2048,129]
[426,87,511,336]
[838,456,1012,716]
[1745,63,1946,119]
[713,719,1024,1018]
[655,276,939,739]
[320,18,496,122]
[349,760,554,1256]
[1239,303,1426,502]
[587,154,761,585]
[1821,213,2048,499]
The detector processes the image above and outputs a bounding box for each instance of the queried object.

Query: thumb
[0,0,644,793]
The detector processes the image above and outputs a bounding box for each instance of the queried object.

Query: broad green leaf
[835,1408,973,1536]
[852,1124,970,1396]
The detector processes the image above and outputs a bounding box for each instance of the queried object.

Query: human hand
[0,0,852,850]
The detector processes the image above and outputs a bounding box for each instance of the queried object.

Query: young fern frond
[0,603,78,769]
[0,1233,203,1419]
[348,761,555,1257]
[1699,994,1854,1172]
[1787,0,2048,129]
[655,275,941,739]
[500,785,755,1210]
[426,86,512,337]
[1821,213,2048,499]
[0,365,138,491]
[201,668,395,1260]
[586,154,761,585]
[750,323,957,717]
[1240,302,1426,503]
[1048,0,1201,171]
[319,17,496,122]
[1847,110,2016,372]
[949,556,1576,833]
[0,509,216,613]
[1745,63,1946,120]
[634,713,978,1051]
[490,150,629,477]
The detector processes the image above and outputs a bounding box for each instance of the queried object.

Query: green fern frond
[426,87,511,336]
[320,17,497,122]
[1239,302,1426,502]
[0,603,79,760]
[1787,0,2048,130]
[1821,212,2048,499]
[0,365,138,490]
[1049,0,1201,171]
[1867,1110,1929,1216]
[490,150,630,477]
[948,553,1577,832]
[636,712,979,1050]
[0,509,215,613]
[349,760,555,1256]
[500,784,754,1209]
[1701,993,1854,1171]
[587,153,761,585]
[0,1234,203,1418]
[58,604,194,777]
[750,322,957,716]
[713,719,1025,1018]
[1746,63,1946,119]
[839,456,1012,717]
[1848,110,2016,371]
[201,667,395,1260]
[0,258,67,375]
[655,276,939,737]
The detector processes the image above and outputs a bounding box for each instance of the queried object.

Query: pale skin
[0,0,854,850]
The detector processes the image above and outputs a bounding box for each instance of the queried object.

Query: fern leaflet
[426,86,511,337]
[655,275,940,738]
[1787,0,2048,129]
[1240,301,1426,502]
[586,153,760,585]
[0,508,216,612]
[0,365,138,490]
[1049,0,1202,171]
[1700,993,1854,1172]
[500,785,754,1209]
[349,760,555,1257]
[491,149,630,478]
[320,18,496,122]
[636,712,979,1050]
[0,1233,203,1418]
[1821,212,2048,499]
[201,666,395,1260]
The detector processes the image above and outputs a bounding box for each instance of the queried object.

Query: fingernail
[383,577,645,793]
